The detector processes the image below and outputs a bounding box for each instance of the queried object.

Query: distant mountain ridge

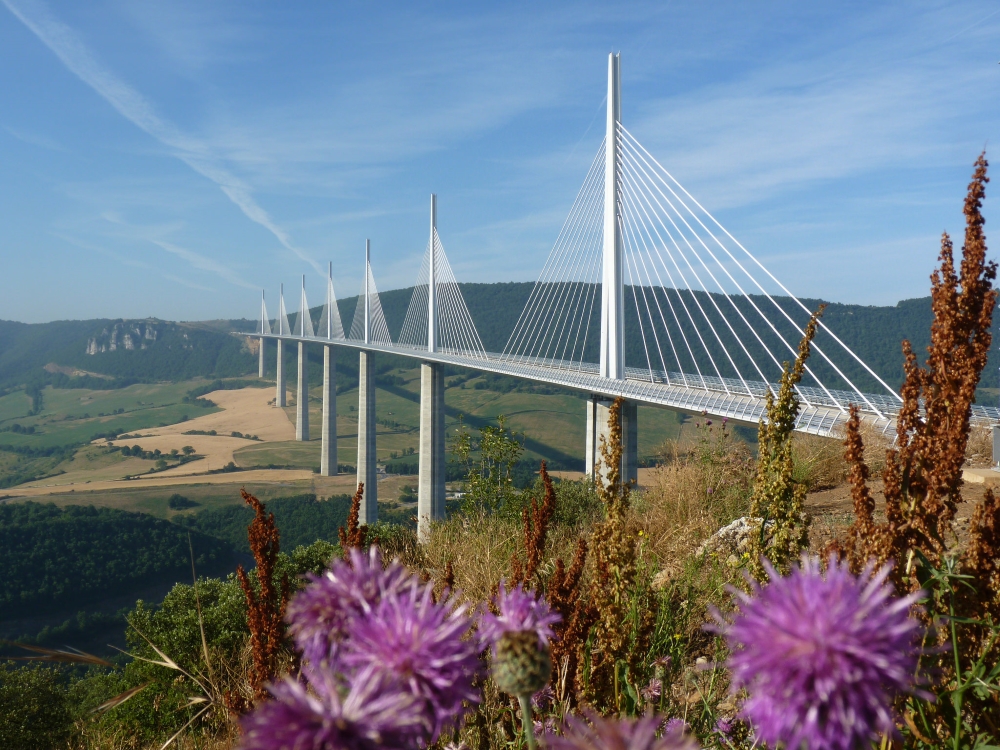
[2,284,998,397]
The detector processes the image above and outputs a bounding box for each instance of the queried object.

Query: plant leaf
[93,682,152,713]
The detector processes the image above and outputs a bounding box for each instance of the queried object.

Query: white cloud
[2,0,324,276]
[97,212,258,290]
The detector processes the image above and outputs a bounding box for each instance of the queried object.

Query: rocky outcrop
[86,320,161,355]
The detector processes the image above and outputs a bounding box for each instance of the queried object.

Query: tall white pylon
[299,275,314,337]
[600,52,623,380]
[364,240,371,344]
[278,283,291,336]
[260,290,271,335]
[318,261,346,340]
[428,194,437,354]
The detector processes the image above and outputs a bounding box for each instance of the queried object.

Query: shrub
[0,663,72,749]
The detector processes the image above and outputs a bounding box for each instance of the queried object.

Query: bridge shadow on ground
[374,381,582,470]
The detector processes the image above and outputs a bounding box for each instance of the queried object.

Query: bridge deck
[258,333,1000,438]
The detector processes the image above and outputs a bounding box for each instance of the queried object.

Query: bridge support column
[296,342,309,441]
[585,396,637,485]
[418,362,445,543]
[258,337,266,378]
[320,345,337,476]
[357,351,377,524]
[276,340,286,407]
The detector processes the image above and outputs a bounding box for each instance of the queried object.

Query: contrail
[3,0,325,277]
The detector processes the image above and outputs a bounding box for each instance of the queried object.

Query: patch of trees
[0,502,233,619]
[176,494,354,553]
[167,494,198,510]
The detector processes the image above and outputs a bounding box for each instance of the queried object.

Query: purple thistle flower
[651,655,671,672]
[533,715,558,738]
[286,546,413,665]
[239,665,428,750]
[531,684,556,712]
[661,718,688,736]
[545,712,699,750]
[340,580,481,741]
[640,677,662,703]
[713,718,732,737]
[716,555,925,750]
[479,582,561,652]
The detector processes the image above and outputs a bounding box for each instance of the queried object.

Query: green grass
[272,365,684,469]
[5,480,319,519]
[0,391,32,422]
[0,369,685,490]
[0,381,220,449]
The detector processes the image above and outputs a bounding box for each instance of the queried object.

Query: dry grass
[421,512,588,606]
[966,423,993,465]
[424,514,521,603]
[632,428,755,583]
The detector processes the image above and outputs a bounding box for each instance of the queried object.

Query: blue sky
[0,1,998,323]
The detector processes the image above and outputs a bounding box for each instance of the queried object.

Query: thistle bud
[492,630,552,697]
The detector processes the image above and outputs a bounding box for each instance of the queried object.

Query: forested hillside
[176,493,353,553]
[0,318,256,392]
[0,502,234,618]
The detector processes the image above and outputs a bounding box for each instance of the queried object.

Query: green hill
[0,318,257,393]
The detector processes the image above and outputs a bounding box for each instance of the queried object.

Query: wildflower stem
[948,580,962,750]
[519,694,536,750]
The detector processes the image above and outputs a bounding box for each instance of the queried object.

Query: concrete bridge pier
[258,337,266,378]
[320,345,337,476]
[296,342,309,441]
[585,396,637,485]
[417,361,446,542]
[357,350,378,524]
[276,340,286,407]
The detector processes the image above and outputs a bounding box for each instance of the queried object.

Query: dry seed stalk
[338,482,369,552]
[510,461,557,587]
[747,306,824,579]
[234,489,289,706]
[582,397,654,711]
[840,154,997,586]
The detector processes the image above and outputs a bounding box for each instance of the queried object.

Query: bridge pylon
[419,194,446,542]
[357,240,378,523]
[276,283,287,408]
[590,52,638,485]
[320,262,338,478]
[258,290,269,378]
[295,275,310,442]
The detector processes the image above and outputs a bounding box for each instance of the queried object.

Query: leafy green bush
[0,663,72,749]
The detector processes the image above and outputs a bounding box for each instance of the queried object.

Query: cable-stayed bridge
[251,54,1000,539]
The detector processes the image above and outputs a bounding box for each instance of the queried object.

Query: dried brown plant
[504,460,594,702]
[510,461,557,587]
[830,155,1000,740]
[747,306,824,579]
[338,482,369,552]
[960,488,1000,624]
[233,489,290,707]
[964,422,995,466]
[582,397,654,711]
[547,538,595,704]
[840,154,997,586]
